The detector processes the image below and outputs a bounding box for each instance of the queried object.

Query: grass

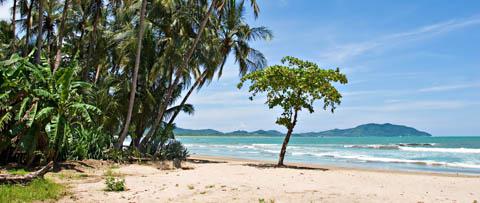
[187,185,195,190]
[7,168,30,175]
[0,179,65,203]
[259,198,275,203]
[103,169,124,177]
[56,171,89,180]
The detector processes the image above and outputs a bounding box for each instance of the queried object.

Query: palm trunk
[116,0,148,149]
[140,0,217,149]
[53,0,69,73]
[88,0,101,82]
[165,70,209,139]
[35,0,44,64]
[277,109,298,166]
[12,0,17,52]
[24,0,33,56]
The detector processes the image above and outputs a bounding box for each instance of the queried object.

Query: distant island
[174,123,432,137]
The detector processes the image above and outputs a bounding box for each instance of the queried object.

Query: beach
[57,155,480,203]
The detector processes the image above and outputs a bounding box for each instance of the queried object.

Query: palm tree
[52,0,69,72]
[35,0,43,64]
[116,0,148,149]
[12,0,17,51]
[20,0,34,56]
[140,0,262,147]
[165,0,272,137]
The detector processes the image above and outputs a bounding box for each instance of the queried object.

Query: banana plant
[0,54,100,163]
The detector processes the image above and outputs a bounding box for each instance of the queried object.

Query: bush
[67,126,112,160]
[158,140,189,161]
[105,176,125,192]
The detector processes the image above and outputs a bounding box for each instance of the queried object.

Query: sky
[1,1,479,136]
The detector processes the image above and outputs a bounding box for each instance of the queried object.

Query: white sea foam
[311,153,480,169]
[344,144,400,149]
[399,147,480,154]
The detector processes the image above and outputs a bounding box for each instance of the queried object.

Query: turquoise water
[178,136,480,174]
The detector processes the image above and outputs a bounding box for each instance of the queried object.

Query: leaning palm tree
[116,0,148,149]
[140,0,263,147]
[165,0,272,132]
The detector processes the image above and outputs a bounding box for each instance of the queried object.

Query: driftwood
[0,161,54,184]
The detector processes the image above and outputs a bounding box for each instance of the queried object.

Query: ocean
[178,136,480,174]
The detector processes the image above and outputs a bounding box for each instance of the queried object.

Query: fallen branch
[0,161,54,184]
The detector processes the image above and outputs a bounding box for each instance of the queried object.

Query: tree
[12,0,17,51]
[116,0,148,149]
[238,56,348,166]
[35,0,44,64]
[141,0,263,148]
[52,0,69,72]
[164,1,272,133]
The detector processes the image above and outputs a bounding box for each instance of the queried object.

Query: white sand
[58,156,480,203]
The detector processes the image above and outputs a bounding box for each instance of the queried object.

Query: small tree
[238,56,347,166]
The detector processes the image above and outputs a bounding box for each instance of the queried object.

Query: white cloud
[0,1,12,21]
[320,15,480,63]
[344,100,479,112]
[418,82,480,92]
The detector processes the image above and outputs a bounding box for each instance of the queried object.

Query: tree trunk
[88,0,101,82]
[35,0,44,64]
[12,0,17,52]
[0,161,53,184]
[277,109,299,166]
[24,0,33,56]
[139,0,217,149]
[52,0,69,73]
[166,70,208,135]
[116,0,148,149]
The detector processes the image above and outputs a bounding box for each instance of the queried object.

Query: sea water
[178,136,480,174]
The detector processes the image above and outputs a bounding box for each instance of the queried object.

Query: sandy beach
[54,155,480,203]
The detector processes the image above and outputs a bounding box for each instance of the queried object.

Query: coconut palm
[117,0,148,149]
[164,0,272,135]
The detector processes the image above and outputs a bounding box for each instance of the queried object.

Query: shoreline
[189,154,480,178]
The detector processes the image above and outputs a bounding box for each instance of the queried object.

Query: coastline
[189,154,480,178]
[59,155,480,202]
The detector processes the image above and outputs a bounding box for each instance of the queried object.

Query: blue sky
[1,1,479,135]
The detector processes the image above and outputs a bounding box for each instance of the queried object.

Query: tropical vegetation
[0,0,272,165]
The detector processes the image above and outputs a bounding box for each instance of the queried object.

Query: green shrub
[67,126,112,160]
[105,176,125,191]
[158,140,189,161]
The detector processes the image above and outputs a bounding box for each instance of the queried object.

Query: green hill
[174,123,431,137]
[303,123,431,137]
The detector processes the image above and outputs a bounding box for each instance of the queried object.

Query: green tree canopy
[238,56,348,165]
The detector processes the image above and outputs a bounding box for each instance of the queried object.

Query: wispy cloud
[344,100,479,112]
[320,15,480,63]
[418,82,480,92]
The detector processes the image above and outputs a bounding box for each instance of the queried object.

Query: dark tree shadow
[243,163,328,171]
[186,158,227,164]
[52,162,88,173]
